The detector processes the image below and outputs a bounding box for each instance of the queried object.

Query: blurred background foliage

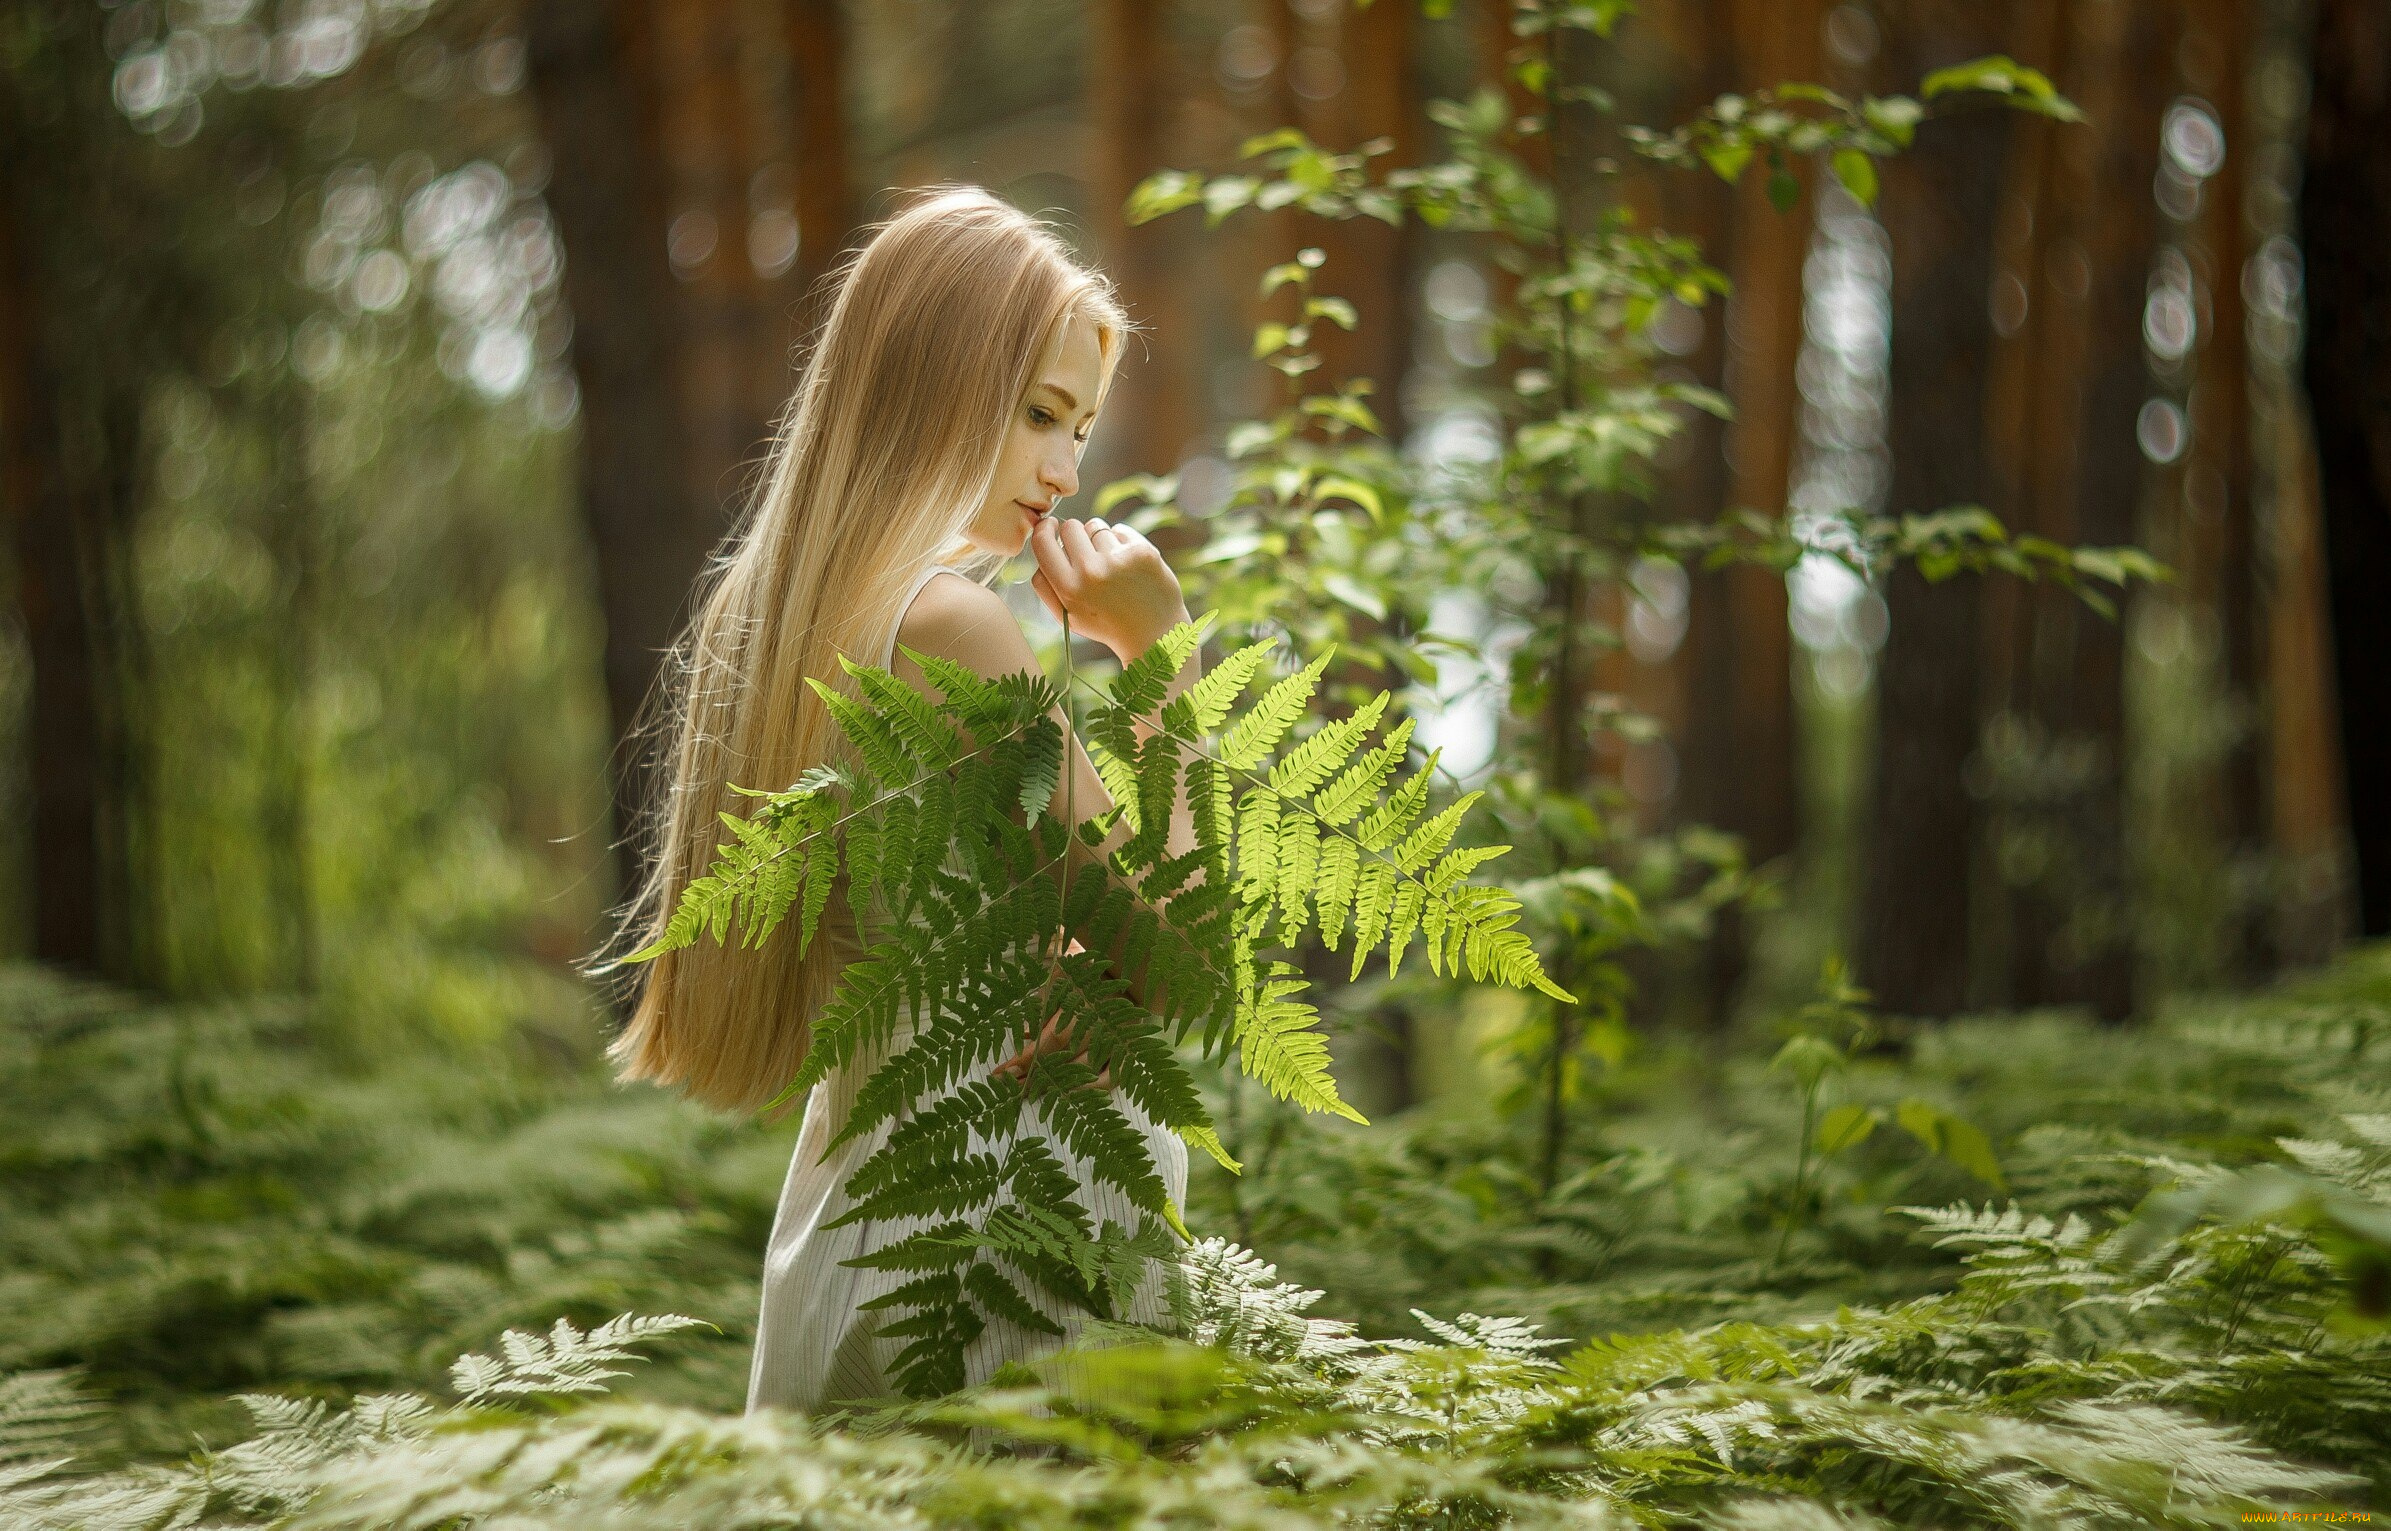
[4,0,2390,1500]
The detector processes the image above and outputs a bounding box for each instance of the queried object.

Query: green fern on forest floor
[3,960,2388,1520]
[626,616,1568,1394]
[6,1216,2376,1529]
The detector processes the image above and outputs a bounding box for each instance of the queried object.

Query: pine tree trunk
[787,0,855,335]
[2302,0,2391,937]
[0,28,158,986]
[1267,0,1416,435]
[1994,0,2173,1020]
[1093,0,1199,475]
[1860,0,2020,1018]
[1668,0,1813,1027]
[524,0,706,915]
[2186,0,2269,980]
[0,175,103,974]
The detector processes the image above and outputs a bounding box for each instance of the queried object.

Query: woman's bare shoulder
[894,569,1040,682]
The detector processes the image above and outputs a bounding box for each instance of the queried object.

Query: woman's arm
[888,543,1199,1025]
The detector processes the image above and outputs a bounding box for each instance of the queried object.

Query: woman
[595,186,1199,1411]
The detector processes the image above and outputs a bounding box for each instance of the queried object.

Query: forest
[3,0,2389,1525]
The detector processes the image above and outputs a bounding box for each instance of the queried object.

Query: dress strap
[879,562,956,670]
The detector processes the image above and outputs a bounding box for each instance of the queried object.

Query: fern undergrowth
[5,891,2388,1522]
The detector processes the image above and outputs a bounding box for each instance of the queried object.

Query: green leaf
[1921,55,2084,122]
[1304,295,1359,330]
[1179,1123,1242,1174]
[1311,474,1384,522]
[1237,128,1309,159]
[1321,572,1388,621]
[1862,94,1925,147]
[1261,259,1312,296]
[1237,965,1366,1124]
[1815,1103,1879,1155]
[1830,148,1879,208]
[1095,473,1178,516]
[1124,170,1203,224]
[1770,1035,1846,1091]
[1700,139,1754,184]
[1203,176,1261,223]
[1170,639,1277,733]
[1895,1099,2009,1191]
[1301,394,1383,436]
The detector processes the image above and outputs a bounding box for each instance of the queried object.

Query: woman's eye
[1029,406,1055,427]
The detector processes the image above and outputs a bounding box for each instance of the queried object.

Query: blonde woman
[596,186,1199,1411]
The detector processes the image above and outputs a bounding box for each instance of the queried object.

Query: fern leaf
[1394,792,1479,873]
[1112,617,1212,716]
[963,1261,1066,1337]
[1220,650,1333,770]
[1180,1123,1243,1173]
[807,676,914,783]
[1312,717,1416,826]
[1235,790,1282,900]
[1358,749,1439,852]
[1018,715,1064,821]
[1383,880,1426,980]
[1267,693,1388,799]
[850,656,960,769]
[1314,835,1362,951]
[448,1314,707,1403]
[1348,863,1398,981]
[1087,735,1143,834]
[1237,963,1366,1123]
[1273,809,1321,943]
[1168,639,1278,732]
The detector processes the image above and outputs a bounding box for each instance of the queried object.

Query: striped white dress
[745,563,1192,1413]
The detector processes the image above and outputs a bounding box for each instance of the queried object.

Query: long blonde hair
[592,186,1127,1113]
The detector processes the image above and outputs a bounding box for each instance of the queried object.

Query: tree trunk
[0,176,103,975]
[1860,0,2020,1018]
[1093,0,1200,476]
[2302,0,2391,937]
[263,387,319,994]
[524,0,707,913]
[2185,0,2268,980]
[0,26,159,987]
[788,0,855,334]
[653,1,779,527]
[1996,0,2172,1021]
[1667,0,1813,1027]
[1269,0,1417,434]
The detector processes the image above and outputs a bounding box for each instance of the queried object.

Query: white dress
[746,563,1192,1413]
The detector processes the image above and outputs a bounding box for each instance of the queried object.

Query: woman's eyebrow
[1033,381,1081,413]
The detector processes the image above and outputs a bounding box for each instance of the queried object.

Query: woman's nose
[1042,448,1078,501]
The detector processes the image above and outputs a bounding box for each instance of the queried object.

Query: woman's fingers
[1058,515,1100,571]
[1029,567,1066,625]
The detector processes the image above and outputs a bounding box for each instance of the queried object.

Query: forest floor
[3,950,2386,1523]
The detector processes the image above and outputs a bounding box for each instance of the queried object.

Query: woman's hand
[1029,515,1190,665]
[990,939,1112,1091]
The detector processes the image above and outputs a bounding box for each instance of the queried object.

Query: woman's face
[962,316,1107,559]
